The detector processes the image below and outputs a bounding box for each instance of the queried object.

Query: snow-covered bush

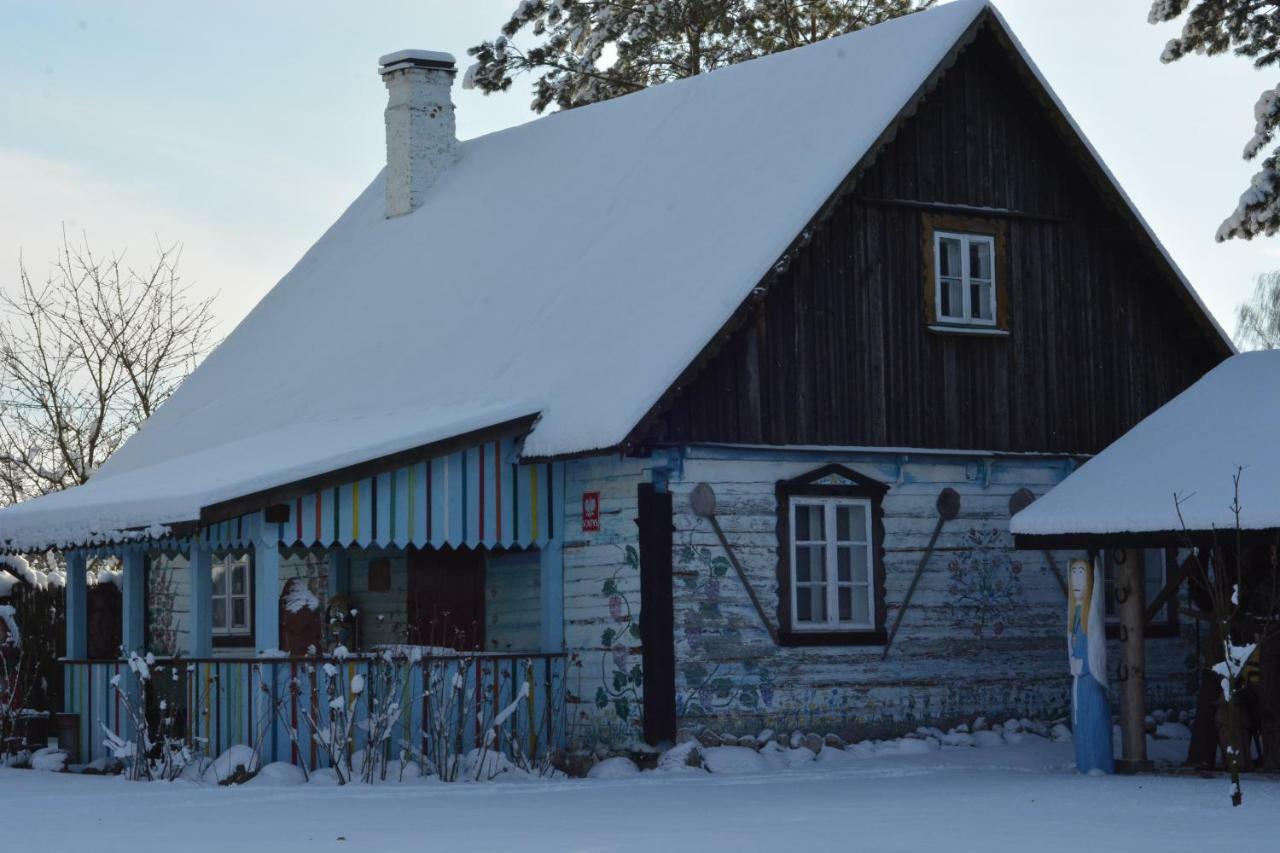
[261,646,566,784]
[103,651,213,781]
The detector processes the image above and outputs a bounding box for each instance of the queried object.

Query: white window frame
[933,230,997,327]
[212,553,252,637]
[787,496,876,632]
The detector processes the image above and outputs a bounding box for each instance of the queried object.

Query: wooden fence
[63,652,568,771]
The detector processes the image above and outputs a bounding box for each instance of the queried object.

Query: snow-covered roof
[1011,351,1280,540]
[0,0,1228,550]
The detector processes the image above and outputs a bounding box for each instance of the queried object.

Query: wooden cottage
[0,0,1232,767]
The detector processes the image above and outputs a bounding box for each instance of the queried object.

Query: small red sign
[582,491,601,532]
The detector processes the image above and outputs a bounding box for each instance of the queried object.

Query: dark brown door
[638,483,676,745]
[407,547,486,650]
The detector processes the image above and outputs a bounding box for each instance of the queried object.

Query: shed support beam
[189,544,213,658]
[65,551,87,661]
[255,535,281,654]
[1116,546,1152,774]
[121,550,146,656]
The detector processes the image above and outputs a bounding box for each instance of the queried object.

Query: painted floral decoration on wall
[944,527,1023,647]
[594,544,643,730]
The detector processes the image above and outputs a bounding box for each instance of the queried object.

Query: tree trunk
[1187,619,1221,769]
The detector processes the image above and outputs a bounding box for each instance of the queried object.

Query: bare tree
[1235,270,1280,351]
[0,232,216,504]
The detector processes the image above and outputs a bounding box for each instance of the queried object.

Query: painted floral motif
[674,536,778,720]
[593,544,643,731]
[944,527,1024,646]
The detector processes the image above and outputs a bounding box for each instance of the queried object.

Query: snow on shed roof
[1011,351,1280,540]
[0,0,1228,550]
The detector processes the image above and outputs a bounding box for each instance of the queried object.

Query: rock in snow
[247,762,307,787]
[587,757,641,779]
[30,747,67,772]
[1155,722,1192,740]
[203,744,259,785]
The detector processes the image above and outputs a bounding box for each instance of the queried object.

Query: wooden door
[638,483,676,744]
[407,547,486,651]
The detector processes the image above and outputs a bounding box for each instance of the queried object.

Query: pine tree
[1149,1,1280,241]
[463,0,935,114]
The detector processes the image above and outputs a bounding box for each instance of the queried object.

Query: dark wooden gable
[630,18,1227,457]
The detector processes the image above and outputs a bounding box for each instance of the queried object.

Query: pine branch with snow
[1149,0,1280,240]
[465,0,935,114]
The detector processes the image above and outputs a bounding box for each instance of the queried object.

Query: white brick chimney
[379,49,458,218]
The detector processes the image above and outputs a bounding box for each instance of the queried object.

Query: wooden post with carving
[1115,547,1152,774]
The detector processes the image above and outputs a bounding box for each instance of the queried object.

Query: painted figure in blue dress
[1068,557,1114,775]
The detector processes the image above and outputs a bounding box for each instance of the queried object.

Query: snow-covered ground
[5,736,1277,852]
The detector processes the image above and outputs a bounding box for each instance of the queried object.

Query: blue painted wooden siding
[158,437,562,553]
[274,438,558,551]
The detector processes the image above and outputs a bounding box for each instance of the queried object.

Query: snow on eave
[982,4,1234,357]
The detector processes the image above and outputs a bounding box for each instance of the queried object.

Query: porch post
[327,549,350,600]
[188,543,213,658]
[539,464,565,653]
[121,549,146,656]
[254,533,281,653]
[64,551,87,660]
[1116,546,1152,773]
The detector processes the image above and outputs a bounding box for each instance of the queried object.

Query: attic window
[922,213,1008,334]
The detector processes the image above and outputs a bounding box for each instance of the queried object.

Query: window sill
[212,634,255,649]
[779,628,887,647]
[928,324,1010,338]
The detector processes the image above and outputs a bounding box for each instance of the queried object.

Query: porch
[55,436,571,768]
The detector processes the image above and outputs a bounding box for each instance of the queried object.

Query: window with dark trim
[212,552,254,648]
[1103,547,1180,639]
[921,212,1010,334]
[775,464,888,646]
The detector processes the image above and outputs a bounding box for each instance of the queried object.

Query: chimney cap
[379,49,457,74]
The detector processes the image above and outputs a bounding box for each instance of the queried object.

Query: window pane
[794,504,824,541]
[213,598,227,630]
[940,278,963,318]
[1145,550,1167,619]
[212,563,227,596]
[232,598,246,630]
[849,585,871,625]
[970,239,992,280]
[938,236,961,278]
[796,584,825,623]
[848,547,869,584]
[231,561,246,595]
[836,504,866,542]
[837,547,850,582]
[839,586,852,621]
[970,280,993,321]
[796,545,825,583]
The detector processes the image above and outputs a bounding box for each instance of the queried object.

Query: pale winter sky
[1,0,1277,338]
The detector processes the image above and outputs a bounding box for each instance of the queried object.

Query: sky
[1,0,1277,338]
